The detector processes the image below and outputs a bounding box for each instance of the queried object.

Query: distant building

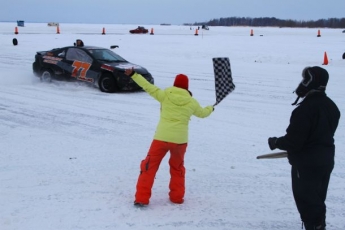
[202,25,209,30]
[47,22,59,27]
[17,20,24,27]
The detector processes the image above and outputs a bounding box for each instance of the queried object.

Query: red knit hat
[174,74,189,90]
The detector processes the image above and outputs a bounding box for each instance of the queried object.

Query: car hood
[104,62,149,75]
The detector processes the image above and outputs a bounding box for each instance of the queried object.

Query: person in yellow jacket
[124,68,214,206]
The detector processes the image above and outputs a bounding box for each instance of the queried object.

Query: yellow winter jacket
[131,73,214,144]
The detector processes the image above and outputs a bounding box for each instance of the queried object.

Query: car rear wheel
[99,73,117,93]
[40,69,53,83]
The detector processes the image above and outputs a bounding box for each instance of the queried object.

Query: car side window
[66,48,93,63]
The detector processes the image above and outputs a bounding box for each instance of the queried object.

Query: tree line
[191,17,345,28]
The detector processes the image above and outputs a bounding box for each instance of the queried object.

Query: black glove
[268,137,278,150]
[124,67,135,77]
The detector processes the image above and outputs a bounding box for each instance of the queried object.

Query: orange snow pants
[134,139,187,205]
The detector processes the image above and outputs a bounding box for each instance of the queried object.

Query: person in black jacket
[268,66,340,230]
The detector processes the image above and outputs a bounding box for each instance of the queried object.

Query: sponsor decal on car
[71,60,94,83]
[116,64,141,69]
[101,64,115,72]
[43,55,63,65]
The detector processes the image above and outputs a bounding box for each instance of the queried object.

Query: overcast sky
[2,0,345,25]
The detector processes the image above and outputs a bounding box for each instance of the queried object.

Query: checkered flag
[212,57,235,105]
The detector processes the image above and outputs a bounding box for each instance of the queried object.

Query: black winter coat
[276,92,340,166]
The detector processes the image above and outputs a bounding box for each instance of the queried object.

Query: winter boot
[134,201,148,207]
[303,222,326,230]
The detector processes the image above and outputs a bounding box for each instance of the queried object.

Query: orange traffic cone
[194,29,198,36]
[102,27,106,35]
[14,27,18,34]
[322,52,328,65]
[150,28,154,35]
[250,29,254,36]
[317,29,321,37]
[56,26,60,34]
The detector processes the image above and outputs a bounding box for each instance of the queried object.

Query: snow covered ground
[0,23,344,230]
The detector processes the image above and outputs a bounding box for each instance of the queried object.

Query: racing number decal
[71,61,93,83]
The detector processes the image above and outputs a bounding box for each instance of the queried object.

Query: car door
[63,47,96,83]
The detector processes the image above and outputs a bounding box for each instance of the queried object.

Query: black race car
[32,45,154,93]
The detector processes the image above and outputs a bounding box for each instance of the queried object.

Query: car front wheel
[40,69,53,83]
[99,73,117,93]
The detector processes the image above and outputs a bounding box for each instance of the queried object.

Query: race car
[129,26,149,34]
[32,45,154,93]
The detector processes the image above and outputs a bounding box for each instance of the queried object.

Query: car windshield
[89,49,127,62]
